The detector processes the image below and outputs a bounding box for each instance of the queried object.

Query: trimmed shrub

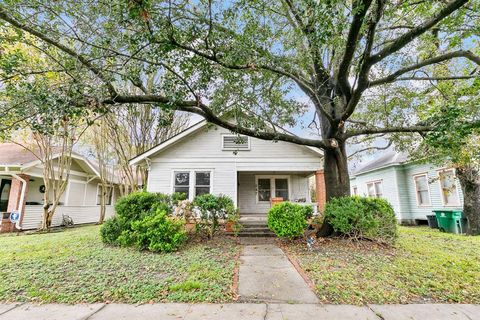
[193,194,236,238]
[101,191,179,248]
[114,191,171,224]
[267,202,309,239]
[324,196,398,244]
[130,209,187,252]
[100,216,123,245]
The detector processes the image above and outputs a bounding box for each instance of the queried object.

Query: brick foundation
[0,174,29,233]
[315,170,326,213]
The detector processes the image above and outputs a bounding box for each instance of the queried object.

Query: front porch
[236,171,324,216]
[233,170,324,237]
[0,173,116,232]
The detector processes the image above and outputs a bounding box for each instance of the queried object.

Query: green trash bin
[433,210,467,234]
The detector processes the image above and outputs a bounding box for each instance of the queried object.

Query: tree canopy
[0,0,479,201]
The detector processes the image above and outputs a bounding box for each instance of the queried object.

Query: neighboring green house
[350,152,464,224]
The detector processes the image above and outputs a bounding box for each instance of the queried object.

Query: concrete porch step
[240,222,268,227]
[240,227,271,232]
[226,231,276,237]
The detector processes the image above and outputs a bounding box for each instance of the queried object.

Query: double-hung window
[174,171,191,199]
[173,170,212,200]
[413,174,430,206]
[195,171,211,196]
[366,181,383,198]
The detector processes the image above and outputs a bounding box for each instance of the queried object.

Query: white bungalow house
[0,143,119,232]
[130,121,325,215]
[350,151,464,224]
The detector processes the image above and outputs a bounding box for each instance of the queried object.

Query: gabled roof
[0,143,39,166]
[353,151,409,176]
[0,143,100,176]
[129,120,208,165]
[129,120,323,165]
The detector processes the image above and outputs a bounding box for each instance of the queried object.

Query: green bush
[101,191,181,248]
[130,209,187,252]
[193,194,236,238]
[324,196,398,244]
[100,216,123,245]
[267,202,309,239]
[114,191,171,224]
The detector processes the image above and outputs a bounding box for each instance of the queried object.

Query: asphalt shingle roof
[353,151,409,175]
[0,143,40,166]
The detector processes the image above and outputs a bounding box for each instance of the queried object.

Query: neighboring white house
[0,143,119,232]
[350,152,464,224]
[130,121,325,215]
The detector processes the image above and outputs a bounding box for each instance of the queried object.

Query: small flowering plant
[192,194,236,239]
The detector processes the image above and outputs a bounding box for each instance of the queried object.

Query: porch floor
[239,213,267,222]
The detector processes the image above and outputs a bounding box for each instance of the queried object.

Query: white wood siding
[148,161,237,203]
[21,205,115,230]
[156,127,320,161]
[67,182,86,205]
[146,125,322,207]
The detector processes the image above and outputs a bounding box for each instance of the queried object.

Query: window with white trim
[366,181,383,198]
[174,170,212,200]
[174,171,190,199]
[439,169,460,206]
[222,134,250,151]
[96,185,113,205]
[413,174,430,206]
[352,186,358,195]
[195,171,211,196]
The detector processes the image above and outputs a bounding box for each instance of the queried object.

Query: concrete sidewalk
[0,303,479,320]
[238,244,319,303]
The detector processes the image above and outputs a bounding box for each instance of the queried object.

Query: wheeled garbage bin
[433,210,467,234]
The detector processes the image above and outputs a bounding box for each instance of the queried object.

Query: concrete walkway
[1,303,479,320]
[237,243,319,303]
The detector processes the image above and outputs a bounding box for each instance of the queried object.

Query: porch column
[315,170,326,213]
[1,174,29,232]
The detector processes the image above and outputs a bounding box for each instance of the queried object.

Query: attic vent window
[222,134,250,151]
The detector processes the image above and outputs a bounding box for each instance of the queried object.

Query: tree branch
[348,140,392,159]
[339,0,384,123]
[336,0,374,100]
[369,50,480,86]
[368,0,469,65]
[104,94,335,149]
[0,6,118,97]
[344,125,433,139]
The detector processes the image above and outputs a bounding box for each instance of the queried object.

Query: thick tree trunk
[456,166,480,236]
[317,143,351,237]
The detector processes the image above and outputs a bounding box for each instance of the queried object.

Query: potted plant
[225,211,242,235]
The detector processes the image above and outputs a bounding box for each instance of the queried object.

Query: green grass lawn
[285,226,480,305]
[0,225,240,304]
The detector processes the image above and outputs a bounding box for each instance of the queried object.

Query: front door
[0,179,12,212]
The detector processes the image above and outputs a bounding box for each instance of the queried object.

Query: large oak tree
[1,0,479,234]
